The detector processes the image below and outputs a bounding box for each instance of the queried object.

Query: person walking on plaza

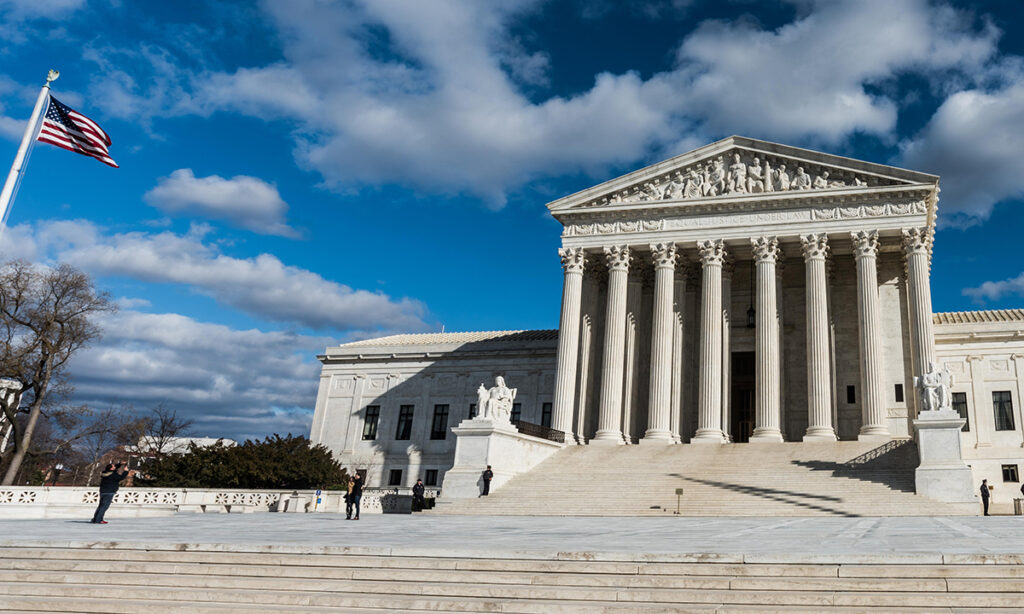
[344,476,355,520]
[981,479,990,516]
[481,465,493,496]
[412,478,425,512]
[350,473,363,520]
[91,462,133,524]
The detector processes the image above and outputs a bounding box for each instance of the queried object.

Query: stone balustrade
[0,486,440,518]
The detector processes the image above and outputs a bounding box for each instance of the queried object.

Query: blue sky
[1,0,1022,440]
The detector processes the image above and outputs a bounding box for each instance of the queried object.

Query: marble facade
[311,137,1024,499]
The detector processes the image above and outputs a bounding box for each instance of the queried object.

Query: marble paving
[1,514,1022,560]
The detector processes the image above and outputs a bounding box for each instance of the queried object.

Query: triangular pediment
[547,136,938,214]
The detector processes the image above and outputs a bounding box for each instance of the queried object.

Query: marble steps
[2,547,1024,612]
[432,440,972,516]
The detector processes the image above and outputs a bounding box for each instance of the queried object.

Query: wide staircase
[434,439,976,516]
[1,544,1022,612]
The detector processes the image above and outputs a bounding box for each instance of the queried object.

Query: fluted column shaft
[903,228,936,378]
[853,231,889,439]
[552,247,585,443]
[802,234,837,440]
[693,240,726,443]
[750,237,783,442]
[594,245,630,444]
[643,243,676,443]
[669,272,686,443]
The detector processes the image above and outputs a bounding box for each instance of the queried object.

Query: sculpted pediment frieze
[548,136,938,215]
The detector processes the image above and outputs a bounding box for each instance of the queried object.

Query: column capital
[558,246,586,273]
[901,227,931,255]
[851,230,879,259]
[697,239,726,266]
[721,254,736,279]
[603,245,630,271]
[800,233,829,261]
[751,236,780,264]
[648,242,677,269]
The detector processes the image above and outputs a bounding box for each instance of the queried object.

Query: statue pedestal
[913,409,976,504]
[438,418,563,500]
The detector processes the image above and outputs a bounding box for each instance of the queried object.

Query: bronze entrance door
[731,351,755,443]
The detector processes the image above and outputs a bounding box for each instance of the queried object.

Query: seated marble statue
[476,376,518,423]
[914,362,952,412]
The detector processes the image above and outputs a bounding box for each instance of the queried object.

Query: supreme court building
[311,137,1024,494]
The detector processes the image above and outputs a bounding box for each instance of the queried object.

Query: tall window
[846,385,856,404]
[362,405,380,440]
[951,392,969,432]
[395,405,415,440]
[431,404,449,440]
[469,403,477,419]
[388,469,402,486]
[1002,464,1020,483]
[511,402,522,423]
[424,469,438,486]
[541,402,552,428]
[993,391,1015,431]
[894,384,904,403]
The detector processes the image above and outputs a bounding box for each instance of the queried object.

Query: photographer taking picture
[91,461,134,525]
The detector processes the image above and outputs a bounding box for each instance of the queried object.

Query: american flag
[36,95,117,168]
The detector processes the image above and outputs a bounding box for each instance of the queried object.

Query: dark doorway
[731,351,755,443]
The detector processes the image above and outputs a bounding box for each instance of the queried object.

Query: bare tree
[137,404,194,458]
[0,261,115,485]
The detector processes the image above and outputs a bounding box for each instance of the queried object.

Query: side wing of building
[310,330,558,488]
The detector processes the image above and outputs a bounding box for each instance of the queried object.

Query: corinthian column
[643,243,676,444]
[852,230,889,440]
[750,236,783,442]
[801,234,837,441]
[903,228,936,380]
[552,247,585,443]
[692,239,726,443]
[593,245,630,445]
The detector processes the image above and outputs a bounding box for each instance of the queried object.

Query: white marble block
[439,418,563,500]
[913,410,976,504]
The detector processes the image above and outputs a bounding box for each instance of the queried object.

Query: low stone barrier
[0,486,440,519]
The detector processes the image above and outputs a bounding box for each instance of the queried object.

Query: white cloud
[899,81,1024,227]
[963,273,1024,304]
[71,310,329,441]
[178,0,997,204]
[11,219,431,333]
[144,169,299,238]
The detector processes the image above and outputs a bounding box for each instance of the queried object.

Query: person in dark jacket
[344,476,355,520]
[412,479,425,512]
[981,479,990,516]
[92,462,133,524]
[350,473,362,520]
[481,465,493,496]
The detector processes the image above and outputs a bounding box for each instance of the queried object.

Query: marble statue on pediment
[477,376,518,424]
[747,158,765,193]
[727,153,747,194]
[763,160,774,193]
[812,172,829,190]
[774,164,790,191]
[853,177,866,187]
[642,181,662,201]
[915,362,952,413]
[662,172,684,200]
[792,167,812,190]
[707,157,726,196]
[684,168,703,199]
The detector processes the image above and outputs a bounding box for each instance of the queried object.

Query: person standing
[412,479,425,512]
[350,473,363,520]
[981,479,990,516]
[344,476,355,520]
[92,462,133,524]
[481,465,493,496]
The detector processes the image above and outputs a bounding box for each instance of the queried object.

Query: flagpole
[0,69,59,238]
